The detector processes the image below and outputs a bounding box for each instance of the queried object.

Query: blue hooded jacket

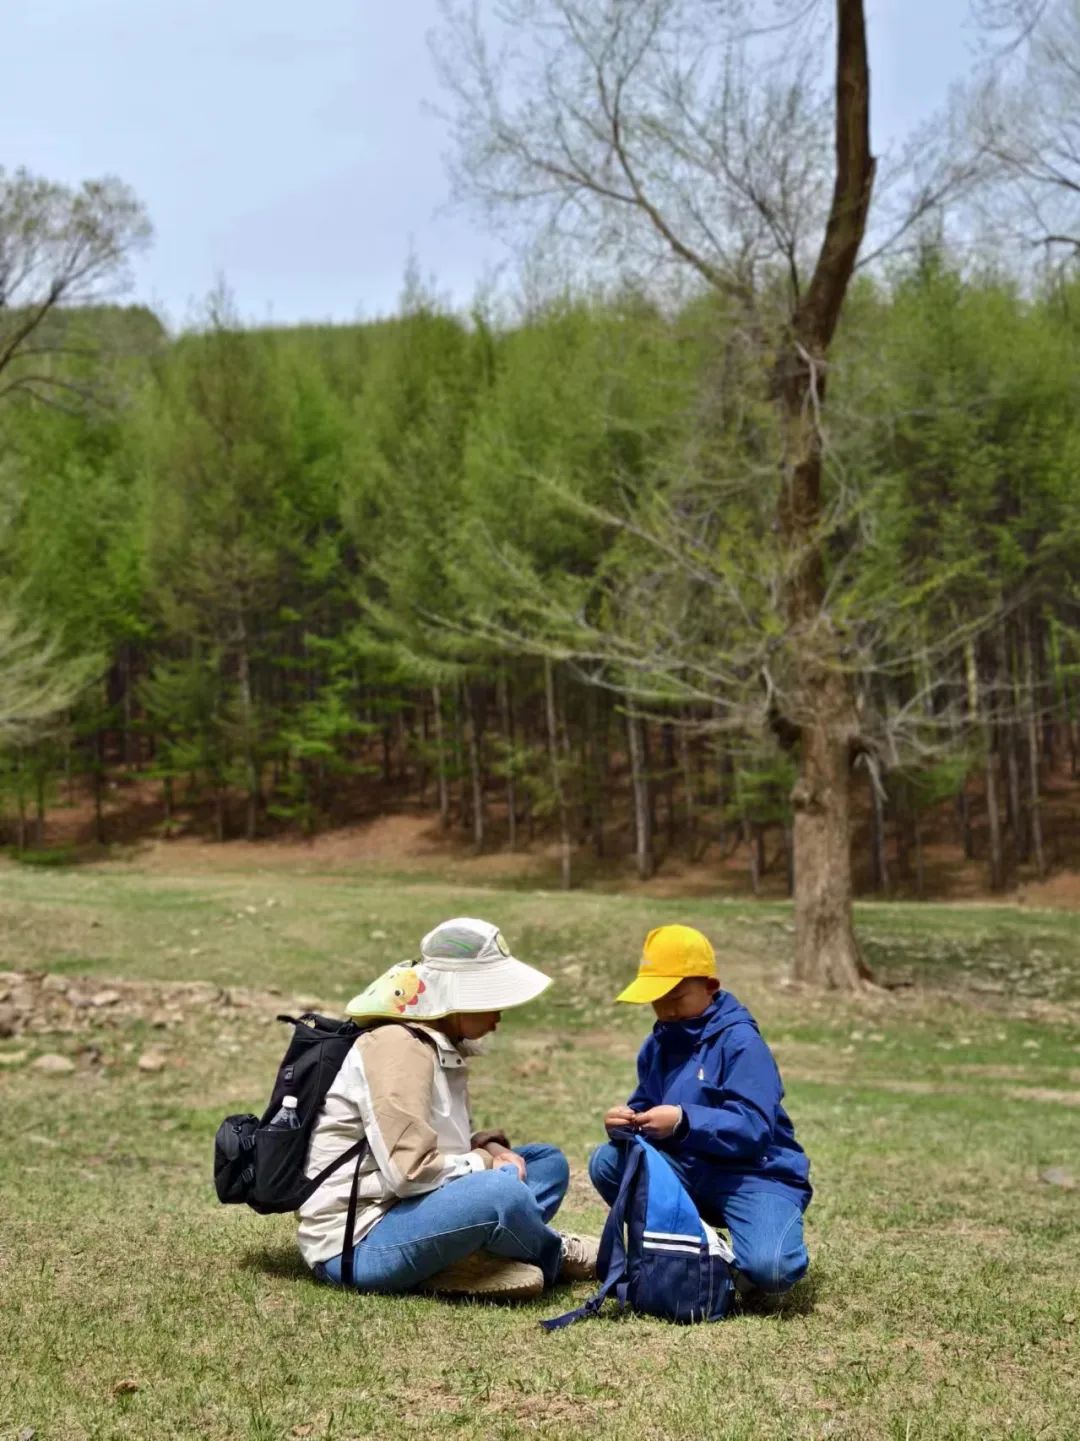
[626,990,811,1203]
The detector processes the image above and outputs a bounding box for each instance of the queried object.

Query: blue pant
[317,1143,568,1292]
[588,1141,808,1294]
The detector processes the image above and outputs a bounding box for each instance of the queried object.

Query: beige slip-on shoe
[418,1250,545,1300]
[557,1233,600,1282]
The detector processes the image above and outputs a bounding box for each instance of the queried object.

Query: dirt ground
[18,771,1080,909]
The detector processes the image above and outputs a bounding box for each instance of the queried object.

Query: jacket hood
[654,990,758,1044]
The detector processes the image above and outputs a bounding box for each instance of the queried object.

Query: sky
[4,0,985,330]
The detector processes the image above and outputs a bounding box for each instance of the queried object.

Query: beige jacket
[297,1021,492,1267]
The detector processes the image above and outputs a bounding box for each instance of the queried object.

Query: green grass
[1,862,1078,1440]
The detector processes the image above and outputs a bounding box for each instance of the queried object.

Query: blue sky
[5,1,983,328]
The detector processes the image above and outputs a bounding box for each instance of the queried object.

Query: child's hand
[604,1105,638,1135]
[632,1105,683,1140]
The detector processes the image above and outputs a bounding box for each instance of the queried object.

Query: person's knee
[736,1231,808,1295]
[479,1163,536,1219]
[588,1142,622,1201]
[518,1143,570,1191]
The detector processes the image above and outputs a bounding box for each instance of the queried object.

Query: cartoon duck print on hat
[388,966,425,1013]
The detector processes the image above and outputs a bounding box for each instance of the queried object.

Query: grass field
[1,861,1078,1440]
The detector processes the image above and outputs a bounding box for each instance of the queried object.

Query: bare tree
[438,0,877,986]
[0,168,151,409]
[970,0,1080,262]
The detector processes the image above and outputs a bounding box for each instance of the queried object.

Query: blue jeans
[588,1141,809,1294]
[317,1143,568,1291]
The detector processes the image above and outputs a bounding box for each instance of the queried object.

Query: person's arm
[627,1037,660,1112]
[355,1026,491,1197]
[605,1038,660,1134]
[671,1028,782,1164]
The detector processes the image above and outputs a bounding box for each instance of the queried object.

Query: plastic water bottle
[268,1095,302,1130]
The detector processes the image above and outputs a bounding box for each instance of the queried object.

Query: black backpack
[214,1011,364,1212]
[213,1011,432,1284]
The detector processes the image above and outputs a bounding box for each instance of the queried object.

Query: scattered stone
[31,1053,76,1075]
[294,996,323,1013]
[370,929,388,940]
[137,1049,168,1074]
[1039,1167,1075,1190]
[150,1011,171,1029]
[110,1378,140,1397]
[90,989,122,1008]
[76,1044,104,1068]
[19,1427,36,1441]
[0,1050,28,1068]
[1063,1313,1077,1325]
[41,975,67,993]
[66,988,94,1009]
[0,1003,17,1038]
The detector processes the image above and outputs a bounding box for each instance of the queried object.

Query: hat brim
[438,955,552,1013]
[615,974,682,1004]
[346,955,552,1020]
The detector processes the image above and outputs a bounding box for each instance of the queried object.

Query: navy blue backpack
[543,1133,736,1329]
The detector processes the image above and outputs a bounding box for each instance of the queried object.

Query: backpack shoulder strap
[541,1140,643,1331]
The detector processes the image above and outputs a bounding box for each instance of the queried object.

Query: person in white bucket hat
[297,917,598,1300]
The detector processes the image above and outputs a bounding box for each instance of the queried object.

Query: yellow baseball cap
[615,925,717,1004]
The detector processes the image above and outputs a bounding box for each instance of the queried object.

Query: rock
[137,1049,167,1073]
[66,988,94,1009]
[1039,1167,1076,1190]
[0,1050,28,1068]
[150,1011,171,1029]
[0,1003,18,1038]
[31,1053,76,1075]
[90,989,122,1008]
[110,1378,139,1397]
[19,1427,36,1441]
[293,996,323,1013]
[41,975,68,994]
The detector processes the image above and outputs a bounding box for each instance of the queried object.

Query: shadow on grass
[239,1243,311,1282]
[738,1271,819,1320]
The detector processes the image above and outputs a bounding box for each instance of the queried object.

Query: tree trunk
[93,733,106,846]
[431,684,449,831]
[235,613,259,842]
[870,771,889,893]
[678,719,698,862]
[775,0,875,988]
[35,769,45,848]
[662,721,677,857]
[626,702,654,881]
[985,738,1005,892]
[464,683,485,853]
[743,817,760,896]
[544,657,572,890]
[1023,617,1046,878]
[498,671,517,852]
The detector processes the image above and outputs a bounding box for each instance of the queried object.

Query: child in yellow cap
[591,924,811,1300]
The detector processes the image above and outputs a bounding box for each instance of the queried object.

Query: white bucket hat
[345,917,552,1021]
